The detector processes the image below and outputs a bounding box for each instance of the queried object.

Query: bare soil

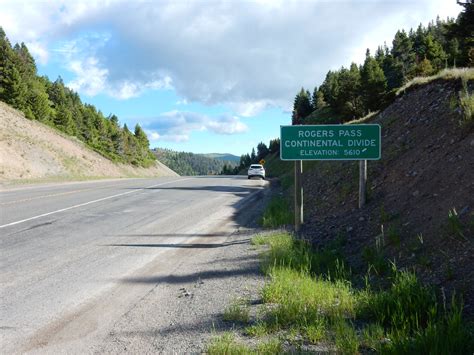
[0,102,177,185]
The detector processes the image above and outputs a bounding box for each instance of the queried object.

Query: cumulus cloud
[0,0,462,114]
[143,111,248,142]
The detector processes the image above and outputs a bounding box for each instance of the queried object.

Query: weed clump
[260,196,292,228]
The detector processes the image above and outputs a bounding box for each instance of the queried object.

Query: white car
[247,164,265,179]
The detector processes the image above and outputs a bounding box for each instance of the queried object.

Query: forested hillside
[152,148,238,176]
[291,4,473,124]
[0,28,155,167]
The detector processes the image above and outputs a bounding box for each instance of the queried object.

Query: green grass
[262,152,293,180]
[245,322,268,337]
[206,332,282,355]
[223,298,250,323]
[207,333,251,354]
[459,77,474,128]
[260,196,292,228]
[215,231,474,354]
[262,268,355,324]
[446,208,468,241]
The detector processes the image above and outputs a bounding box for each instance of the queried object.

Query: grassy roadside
[208,231,474,354]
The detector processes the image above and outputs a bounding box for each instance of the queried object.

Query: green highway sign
[280,124,381,161]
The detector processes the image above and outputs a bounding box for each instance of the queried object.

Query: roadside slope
[300,75,474,315]
[0,102,178,184]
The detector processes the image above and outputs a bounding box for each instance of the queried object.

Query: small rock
[412,190,420,197]
[459,206,470,216]
[433,193,438,197]
[359,216,365,222]
[450,139,455,144]
[471,139,474,147]
[346,226,353,233]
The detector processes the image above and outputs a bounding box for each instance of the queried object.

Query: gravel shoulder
[94,182,272,353]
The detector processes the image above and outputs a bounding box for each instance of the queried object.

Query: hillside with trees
[291,4,473,125]
[220,139,280,175]
[0,28,155,168]
[0,101,178,182]
[152,148,238,176]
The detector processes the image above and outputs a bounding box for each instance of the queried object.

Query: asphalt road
[0,176,268,353]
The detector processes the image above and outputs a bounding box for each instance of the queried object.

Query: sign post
[294,160,303,232]
[280,124,381,230]
[359,160,367,208]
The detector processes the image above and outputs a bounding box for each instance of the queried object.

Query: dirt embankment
[0,102,178,185]
[301,78,474,316]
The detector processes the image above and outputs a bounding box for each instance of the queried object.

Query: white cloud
[68,57,108,96]
[207,116,248,135]
[26,41,49,65]
[0,0,463,113]
[142,110,248,142]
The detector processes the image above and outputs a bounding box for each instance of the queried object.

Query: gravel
[91,184,273,353]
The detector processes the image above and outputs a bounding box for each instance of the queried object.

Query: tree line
[0,28,155,167]
[221,138,280,175]
[292,3,473,124]
[153,148,238,176]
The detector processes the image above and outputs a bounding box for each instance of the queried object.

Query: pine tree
[361,49,387,113]
[269,138,280,154]
[27,79,53,122]
[291,88,312,125]
[334,63,363,118]
[392,30,416,79]
[256,142,269,161]
[448,38,460,67]
[250,148,256,163]
[445,1,474,67]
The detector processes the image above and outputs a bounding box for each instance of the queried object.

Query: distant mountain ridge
[152,148,238,176]
[198,153,240,162]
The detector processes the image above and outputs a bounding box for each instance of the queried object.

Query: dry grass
[346,111,380,124]
[397,68,474,96]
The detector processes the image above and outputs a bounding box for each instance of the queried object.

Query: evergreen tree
[291,88,313,124]
[361,49,387,113]
[392,30,416,79]
[269,138,280,154]
[445,1,474,67]
[27,79,53,122]
[256,142,269,161]
[334,63,363,118]
[134,124,149,148]
[250,148,256,163]
[448,38,460,67]
[424,33,447,70]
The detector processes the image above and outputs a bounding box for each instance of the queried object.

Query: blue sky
[0,0,461,156]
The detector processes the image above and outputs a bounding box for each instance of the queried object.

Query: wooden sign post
[359,160,367,209]
[294,160,303,232]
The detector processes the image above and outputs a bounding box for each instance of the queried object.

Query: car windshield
[250,165,263,169]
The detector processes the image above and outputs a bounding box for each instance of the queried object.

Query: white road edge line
[0,178,193,229]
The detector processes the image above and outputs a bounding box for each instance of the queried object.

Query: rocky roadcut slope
[301,77,474,316]
[0,102,178,183]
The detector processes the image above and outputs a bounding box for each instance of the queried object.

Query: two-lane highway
[0,176,267,353]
